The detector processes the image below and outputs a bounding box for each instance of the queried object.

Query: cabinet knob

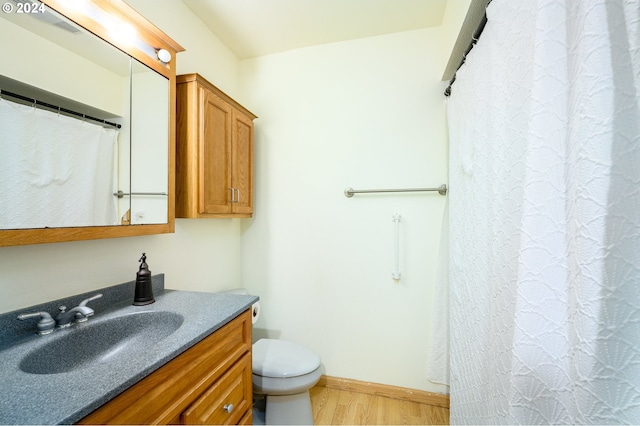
[223,403,234,414]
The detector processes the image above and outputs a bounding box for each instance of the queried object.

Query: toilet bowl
[252,338,322,425]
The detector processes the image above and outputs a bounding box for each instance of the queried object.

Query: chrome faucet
[55,293,103,328]
[17,293,103,335]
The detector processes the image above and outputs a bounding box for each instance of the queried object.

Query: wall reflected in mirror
[130,60,169,225]
[0,3,168,230]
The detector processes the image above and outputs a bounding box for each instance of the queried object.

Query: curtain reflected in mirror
[0,94,120,228]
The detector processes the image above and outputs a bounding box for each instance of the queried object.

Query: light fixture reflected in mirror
[107,20,137,45]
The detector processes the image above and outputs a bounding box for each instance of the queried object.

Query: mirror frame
[0,0,184,247]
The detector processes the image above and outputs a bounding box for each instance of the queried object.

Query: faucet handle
[74,293,102,322]
[79,293,103,307]
[17,311,55,335]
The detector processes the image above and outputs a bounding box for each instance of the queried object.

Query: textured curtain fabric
[0,99,119,229]
[427,199,450,386]
[446,0,640,423]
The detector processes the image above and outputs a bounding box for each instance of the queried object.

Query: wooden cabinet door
[231,109,254,214]
[199,88,232,214]
[181,352,253,425]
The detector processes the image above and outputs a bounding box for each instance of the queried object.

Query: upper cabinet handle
[229,188,241,203]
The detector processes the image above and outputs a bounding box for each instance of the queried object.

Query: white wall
[0,0,244,314]
[239,29,448,394]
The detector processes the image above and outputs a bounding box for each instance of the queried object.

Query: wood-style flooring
[310,385,450,425]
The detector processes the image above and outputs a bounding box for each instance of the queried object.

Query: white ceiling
[181,0,448,59]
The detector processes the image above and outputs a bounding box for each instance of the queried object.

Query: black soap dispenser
[133,253,155,306]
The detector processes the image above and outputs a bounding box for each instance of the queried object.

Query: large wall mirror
[0,0,183,246]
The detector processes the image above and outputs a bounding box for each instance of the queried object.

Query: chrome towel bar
[113,191,168,198]
[344,184,447,198]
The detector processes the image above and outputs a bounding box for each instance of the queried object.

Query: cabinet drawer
[182,352,252,425]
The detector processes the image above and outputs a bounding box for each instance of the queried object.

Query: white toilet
[252,338,322,425]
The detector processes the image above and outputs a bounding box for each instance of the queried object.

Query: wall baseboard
[317,375,450,409]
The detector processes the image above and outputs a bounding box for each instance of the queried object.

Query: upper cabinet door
[230,109,254,215]
[200,89,232,215]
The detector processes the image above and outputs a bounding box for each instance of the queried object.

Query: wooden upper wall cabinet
[176,74,257,218]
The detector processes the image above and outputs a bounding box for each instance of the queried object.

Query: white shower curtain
[445,0,640,423]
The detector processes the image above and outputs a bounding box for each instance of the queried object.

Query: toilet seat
[253,338,321,378]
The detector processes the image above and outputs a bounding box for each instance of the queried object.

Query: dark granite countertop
[0,276,257,425]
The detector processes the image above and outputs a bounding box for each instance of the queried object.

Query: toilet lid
[252,338,321,378]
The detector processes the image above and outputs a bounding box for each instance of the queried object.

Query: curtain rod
[344,184,447,197]
[0,89,122,129]
[444,0,492,97]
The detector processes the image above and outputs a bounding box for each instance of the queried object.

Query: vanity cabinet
[78,309,253,425]
[176,73,257,218]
